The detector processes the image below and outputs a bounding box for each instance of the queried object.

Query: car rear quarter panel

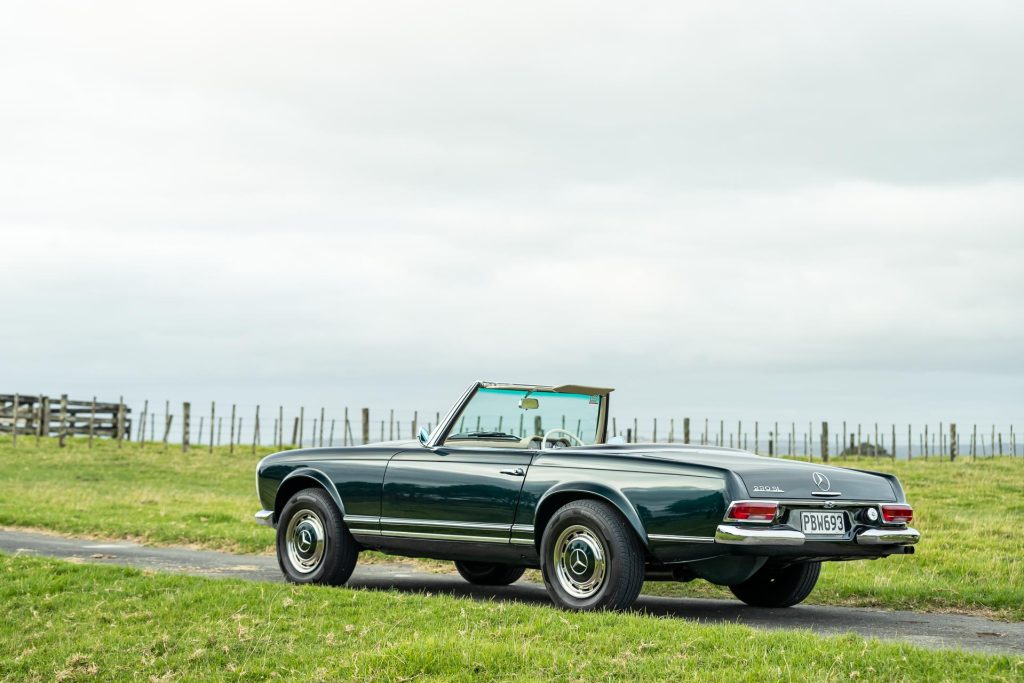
[517,452,734,563]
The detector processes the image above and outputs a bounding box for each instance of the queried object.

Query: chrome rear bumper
[715,524,805,545]
[855,527,920,545]
[715,524,920,546]
[255,509,274,527]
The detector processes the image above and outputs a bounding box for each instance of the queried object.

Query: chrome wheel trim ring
[553,524,607,599]
[285,509,327,574]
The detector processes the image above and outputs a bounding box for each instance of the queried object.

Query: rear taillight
[725,501,779,523]
[881,504,914,524]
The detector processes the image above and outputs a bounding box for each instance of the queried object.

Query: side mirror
[518,397,539,410]
[417,426,431,446]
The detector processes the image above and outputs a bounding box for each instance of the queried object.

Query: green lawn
[1,438,1022,619]
[2,554,1020,682]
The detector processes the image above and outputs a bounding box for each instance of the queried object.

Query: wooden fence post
[319,407,325,447]
[683,417,690,445]
[329,419,336,446]
[361,408,369,445]
[291,417,299,446]
[821,421,829,462]
[182,402,191,453]
[163,401,171,451]
[139,399,149,448]
[653,418,658,443]
[252,405,260,455]
[950,423,958,461]
[116,396,126,447]
[412,411,419,439]
[343,407,350,446]
[754,422,759,454]
[197,417,204,447]
[891,424,896,461]
[299,407,305,447]
[229,404,236,454]
[209,402,215,454]
[11,394,18,447]
[36,395,44,446]
[59,395,68,447]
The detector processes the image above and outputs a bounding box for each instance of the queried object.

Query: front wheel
[540,499,644,611]
[729,561,821,608]
[454,561,526,586]
[276,487,359,585]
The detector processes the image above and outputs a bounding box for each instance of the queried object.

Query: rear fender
[534,482,649,549]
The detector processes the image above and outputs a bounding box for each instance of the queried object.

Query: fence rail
[1,392,1019,461]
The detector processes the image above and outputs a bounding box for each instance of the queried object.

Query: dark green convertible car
[255,382,919,611]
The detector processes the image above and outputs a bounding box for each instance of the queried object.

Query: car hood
[582,444,899,502]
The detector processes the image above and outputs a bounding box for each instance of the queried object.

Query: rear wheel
[454,561,525,586]
[729,561,821,608]
[540,499,644,611]
[276,487,359,585]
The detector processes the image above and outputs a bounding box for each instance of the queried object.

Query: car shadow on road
[345,574,815,626]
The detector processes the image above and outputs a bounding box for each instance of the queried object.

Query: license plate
[798,511,846,536]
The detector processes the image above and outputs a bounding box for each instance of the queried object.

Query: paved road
[3,528,1021,656]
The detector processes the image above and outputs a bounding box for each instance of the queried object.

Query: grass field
[2,554,1021,682]
[1,438,1022,619]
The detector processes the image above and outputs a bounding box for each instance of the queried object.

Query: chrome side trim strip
[380,517,511,531]
[715,524,806,546]
[511,524,533,533]
[856,527,920,545]
[344,514,381,535]
[254,510,274,527]
[510,538,535,546]
[378,530,510,543]
[647,534,715,544]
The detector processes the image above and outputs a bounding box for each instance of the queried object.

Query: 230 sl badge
[752,485,785,493]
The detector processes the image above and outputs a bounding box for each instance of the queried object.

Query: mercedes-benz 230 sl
[255,382,919,611]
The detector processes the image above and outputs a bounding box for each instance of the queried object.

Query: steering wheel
[541,428,586,450]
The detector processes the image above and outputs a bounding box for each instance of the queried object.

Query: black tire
[276,487,358,585]
[540,499,644,611]
[729,561,821,608]
[454,561,526,586]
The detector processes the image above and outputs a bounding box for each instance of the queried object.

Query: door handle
[500,467,526,477]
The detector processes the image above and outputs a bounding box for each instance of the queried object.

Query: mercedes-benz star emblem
[569,547,589,574]
[812,471,831,491]
[298,529,312,551]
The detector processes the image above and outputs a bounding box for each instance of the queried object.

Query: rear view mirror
[518,397,539,410]
[417,426,430,445]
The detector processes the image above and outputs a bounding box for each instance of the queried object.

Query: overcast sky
[2,1,1023,436]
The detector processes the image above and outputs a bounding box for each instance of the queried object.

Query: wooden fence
[1,393,1018,462]
[0,394,129,444]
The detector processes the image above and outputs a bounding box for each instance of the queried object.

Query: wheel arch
[533,483,650,551]
[273,468,345,523]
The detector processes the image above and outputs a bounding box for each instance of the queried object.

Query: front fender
[534,481,650,549]
[276,467,346,517]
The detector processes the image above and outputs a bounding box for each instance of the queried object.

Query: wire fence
[1,393,1019,461]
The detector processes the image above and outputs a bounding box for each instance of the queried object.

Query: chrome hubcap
[285,509,327,574]
[553,524,607,598]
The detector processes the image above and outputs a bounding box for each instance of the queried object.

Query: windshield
[444,387,604,447]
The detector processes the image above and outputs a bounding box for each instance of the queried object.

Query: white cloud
[1,1,1023,427]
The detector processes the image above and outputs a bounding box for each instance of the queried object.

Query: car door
[380,445,534,543]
